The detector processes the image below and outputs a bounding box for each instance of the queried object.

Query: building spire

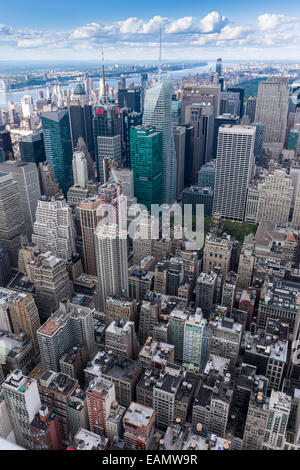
[158,28,162,79]
[101,48,108,103]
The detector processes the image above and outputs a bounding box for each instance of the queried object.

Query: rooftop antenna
[101,48,108,103]
[158,27,162,79]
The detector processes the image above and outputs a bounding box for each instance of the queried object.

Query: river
[0,62,217,109]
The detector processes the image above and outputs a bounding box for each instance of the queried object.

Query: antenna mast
[101,48,107,103]
[158,28,162,79]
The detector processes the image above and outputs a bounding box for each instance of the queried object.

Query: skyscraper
[254,77,289,156]
[216,58,222,76]
[213,114,240,157]
[262,391,291,450]
[227,86,245,117]
[68,92,94,161]
[37,298,95,372]
[0,288,41,354]
[72,150,88,189]
[41,110,73,194]
[122,110,142,167]
[0,161,41,240]
[173,125,186,199]
[245,97,256,123]
[142,77,177,203]
[86,377,116,436]
[0,172,25,268]
[0,129,14,162]
[118,88,141,113]
[79,196,101,275]
[92,98,122,183]
[29,251,72,321]
[19,131,46,166]
[213,125,256,221]
[32,196,75,261]
[21,95,34,118]
[38,161,63,198]
[2,370,41,449]
[130,125,163,209]
[94,223,128,312]
[251,122,265,162]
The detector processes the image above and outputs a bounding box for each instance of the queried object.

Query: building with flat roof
[203,233,233,275]
[2,370,41,449]
[84,348,143,408]
[37,298,95,372]
[123,401,155,450]
[86,376,115,436]
[38,370,79,442]
[30,405,62,450]
[257,278,300,339]
[74,428,109,450]
[67,387,88,440]
[209,313,242,367]
[0,288,40,353]
[192,372,234,438]
[105,319,137,359]
[139,337,174,369]
[241,329,288,390]
[0,330,34,374]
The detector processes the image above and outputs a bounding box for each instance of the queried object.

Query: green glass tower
[130,125,163,210]
[41,110,73,194]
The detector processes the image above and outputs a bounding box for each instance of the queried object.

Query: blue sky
[0,1,300,61]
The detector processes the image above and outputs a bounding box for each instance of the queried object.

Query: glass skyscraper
[19,131,46,166]
[198,160,216,190]
[92,99,122,182]
[41,110,73,194]
[130,125,163,210]
[142,77,177,203]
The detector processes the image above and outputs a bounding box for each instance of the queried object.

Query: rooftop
[0,331,31,360]
[123,402,155,428]
[84,348,142,383]
[39,371,77,396]
[87,376,114,397]
[75,428,108,450]
[242,330,288,363]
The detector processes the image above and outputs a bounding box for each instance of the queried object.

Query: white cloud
[257,13,298,31]
[199,11,228,33]
[118,17,144,34]
[0,12,300,60]
[142,16,168,34]
[165,17,195,34]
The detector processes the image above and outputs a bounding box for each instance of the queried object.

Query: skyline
[0,3,300,61]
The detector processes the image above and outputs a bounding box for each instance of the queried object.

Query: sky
[0,1,300,62]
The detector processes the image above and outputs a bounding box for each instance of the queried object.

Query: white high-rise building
[21,95,34,119]
[254,77,289,156]
[94,223,128,311]
[0,172,25,268]
[183,309,209,371]
[37,298,95,372]
[72,151,88,189]
[0,161,41,240]
[263,390,291,450]
[32,196,76,261]
[143,77,177,203]
[248,170,293,227]
[213,125,256,221]
[2,370,41,449]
